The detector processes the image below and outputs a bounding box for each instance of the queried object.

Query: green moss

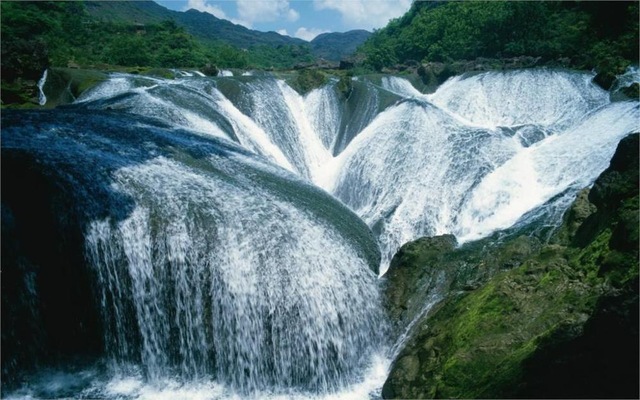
[288,69,328,95]
[573,228,612,277]
[140,68,175,79]
[336,74,353,99]
[43,68,107,107]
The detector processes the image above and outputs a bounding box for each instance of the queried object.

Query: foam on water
[454,101,640,242]
[85,154,383,393]
[429,69,610,130]
[381,76,422,98]
[4,353,390,400]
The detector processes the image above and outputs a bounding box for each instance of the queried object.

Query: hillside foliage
[0,0,314,78]
[359,1,639,75]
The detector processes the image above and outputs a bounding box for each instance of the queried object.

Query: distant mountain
[85,1,305,49]
[175,9,306,48]
[310,30,371,61]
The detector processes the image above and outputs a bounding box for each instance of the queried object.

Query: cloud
[313,0,412,30]
[294,27,329,41]
[185,0,228,19]
[237,0,299,26]
[287,8,300,22]
[277,29,289,36]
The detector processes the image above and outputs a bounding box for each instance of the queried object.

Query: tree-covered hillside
[359,1,638,83]
[0,1,314,76]
[1,1,320,105]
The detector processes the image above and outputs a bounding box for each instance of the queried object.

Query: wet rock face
[383,235,457,333]
[383,233,541,338]
[382,133,639,399]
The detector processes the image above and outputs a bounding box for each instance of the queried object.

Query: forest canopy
[358,1,639,75]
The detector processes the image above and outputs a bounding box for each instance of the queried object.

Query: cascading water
[3,66,638,399]
[2,110,384,399]
[38,68,640,274]
[37,69,48,106]
[327,69,638,271]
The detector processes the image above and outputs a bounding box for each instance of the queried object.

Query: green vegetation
[0,1,318,105]
[382,134,639,399]
[359,1,639,83]
[1,2,237,71]
[288,69,328,95]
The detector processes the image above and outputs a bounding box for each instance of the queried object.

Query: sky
[154,0,413,41]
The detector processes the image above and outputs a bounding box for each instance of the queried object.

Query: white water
[429,69,609,131]
[85,153,383,393]
[381,76,422,98]
[12,68,633,399]
[328,70,638,271]
[611,65,640,93]
[75,69,639,275]
[37,69,48,106]
[4,355,390,400]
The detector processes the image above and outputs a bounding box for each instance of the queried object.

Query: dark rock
[339,60,354,70]
[553,188,596,245]
[594,71,617,90]
[201,63,219,77]
[620,82,639,99]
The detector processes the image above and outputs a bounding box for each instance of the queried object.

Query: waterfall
[381,76,422,98]
[37,69,48,106]
[328,70,637,272]
[2,109,384,397]
[428,69,609,130]
[3,67,638,398]
[86,156,383,391]
[69,69,640,274]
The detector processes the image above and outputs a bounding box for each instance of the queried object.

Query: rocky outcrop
[382,133,639,399]
[41,68,107,107]
[384,233,541,337]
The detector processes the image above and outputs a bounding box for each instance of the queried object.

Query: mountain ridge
[85,0,369,61]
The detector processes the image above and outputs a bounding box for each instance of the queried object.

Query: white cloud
[237,0,300,26]
[277,28,289,36]
[185,0,228,19]
[294,27,329,41]
[313,0,412,30]
[287,8,300,22]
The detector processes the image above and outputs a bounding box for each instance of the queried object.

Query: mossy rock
[619,82,639,99]
[383,233,542,336]
[42,68,108,107]
[140,68,175,79]
[383,134,639,399]
[289,69,329,95]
